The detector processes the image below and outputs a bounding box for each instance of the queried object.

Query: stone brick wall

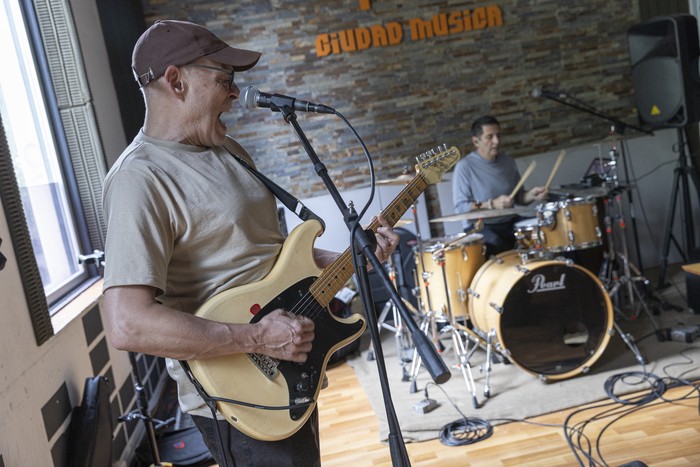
[140,0,641,203]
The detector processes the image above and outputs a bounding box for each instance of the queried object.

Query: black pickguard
[249,276,365,420]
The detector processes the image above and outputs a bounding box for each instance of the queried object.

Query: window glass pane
[0,0,86,304]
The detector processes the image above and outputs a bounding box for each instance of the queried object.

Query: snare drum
[537,197,602,251]
[514,217,542,253]
[416,233,485,319]
[468,250,613,381]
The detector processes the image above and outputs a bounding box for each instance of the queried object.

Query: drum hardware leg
[606,254,661,331]
[408,352,422,394]
[483,330,494,398]
[393,301,416,379]
[366,298,416,383]
[453,321,509,364]
[448,325,480,409]
[600,186,662,326]
[612,320,647,367]
[366,300,395,362]
[393,303,414,382]
[608,272,654,367]
[412,321,482,406]
[407,310,436,393]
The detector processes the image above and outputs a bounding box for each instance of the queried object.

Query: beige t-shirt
[103,130,284,416]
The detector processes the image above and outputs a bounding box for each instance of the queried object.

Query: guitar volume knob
[296,382,309,392]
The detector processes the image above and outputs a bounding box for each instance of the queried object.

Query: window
[0,0,107,344]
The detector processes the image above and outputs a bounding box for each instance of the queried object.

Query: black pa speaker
[627,15,700,128]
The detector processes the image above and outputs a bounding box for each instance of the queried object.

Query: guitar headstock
[414,144,461,185]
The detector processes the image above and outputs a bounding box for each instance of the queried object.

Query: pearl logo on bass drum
[527,273,566,293]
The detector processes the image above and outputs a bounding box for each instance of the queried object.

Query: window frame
[0,0,108,344]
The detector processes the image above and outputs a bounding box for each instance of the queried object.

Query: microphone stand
[537,91,651,272]
[272,104,451,467]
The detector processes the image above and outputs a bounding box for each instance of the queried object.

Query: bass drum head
[469,251,613,380]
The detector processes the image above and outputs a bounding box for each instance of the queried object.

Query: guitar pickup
[248,353,279,381]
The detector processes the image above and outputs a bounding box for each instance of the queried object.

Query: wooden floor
[318,361,700,466]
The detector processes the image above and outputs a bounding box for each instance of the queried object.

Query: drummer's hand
[525,186,548,203]
[493,194,514,210]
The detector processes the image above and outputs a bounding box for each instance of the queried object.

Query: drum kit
[373,145,657,405]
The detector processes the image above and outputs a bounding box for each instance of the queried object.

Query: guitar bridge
[248,353,279,381]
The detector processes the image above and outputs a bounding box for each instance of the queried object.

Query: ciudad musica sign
[314,3,504,57]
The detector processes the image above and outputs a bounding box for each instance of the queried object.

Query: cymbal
[572,186,612,198]
[550,186,609,198]
[377,174,413,185]
[395,219,413,227]
[551,183,631,199]
[430,207,533,223]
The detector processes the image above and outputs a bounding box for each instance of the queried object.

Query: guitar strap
[222,144,326,231]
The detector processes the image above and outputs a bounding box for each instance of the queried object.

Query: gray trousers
[191,409,320,467]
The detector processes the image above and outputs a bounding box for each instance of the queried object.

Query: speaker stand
[657,127,700,288]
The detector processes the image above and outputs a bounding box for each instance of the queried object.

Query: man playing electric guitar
[102,20,399,467]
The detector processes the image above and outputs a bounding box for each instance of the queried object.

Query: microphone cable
[422,382,494,446]
[439,416,493,447]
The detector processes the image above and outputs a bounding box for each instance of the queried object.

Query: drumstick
[545,150,566,190]
[508,160,536,199]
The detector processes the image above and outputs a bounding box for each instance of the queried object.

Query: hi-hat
[377,174,413,185]
[430,207,533,223]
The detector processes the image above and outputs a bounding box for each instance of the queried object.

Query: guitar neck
[309,175,429,307]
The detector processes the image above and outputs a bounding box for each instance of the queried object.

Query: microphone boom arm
[536,90,652,136]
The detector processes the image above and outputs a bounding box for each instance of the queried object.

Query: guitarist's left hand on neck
[372,213,400,264]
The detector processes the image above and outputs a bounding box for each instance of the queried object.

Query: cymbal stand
[607,129,645,273]
[408,250,480,409]
[599,145,656,320]
[598,148,660,334]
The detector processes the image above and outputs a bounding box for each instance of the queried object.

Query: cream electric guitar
[187,145,460,441]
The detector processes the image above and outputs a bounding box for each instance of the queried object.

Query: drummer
[452,115,548,257]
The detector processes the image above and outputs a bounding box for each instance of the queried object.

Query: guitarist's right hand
[255,309,315,363]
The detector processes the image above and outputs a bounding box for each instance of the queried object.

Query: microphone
[240,85,336,114]
[531,87,567,99]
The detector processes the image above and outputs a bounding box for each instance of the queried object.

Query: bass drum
[468,250,613,381]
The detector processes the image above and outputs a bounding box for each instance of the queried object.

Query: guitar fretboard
[309,175,429,307]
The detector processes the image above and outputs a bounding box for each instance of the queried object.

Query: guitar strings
[287,176,425,323]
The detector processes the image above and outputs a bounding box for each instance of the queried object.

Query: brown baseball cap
[132,20,261,87]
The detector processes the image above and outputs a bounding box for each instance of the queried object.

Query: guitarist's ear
[163,65,185,98]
